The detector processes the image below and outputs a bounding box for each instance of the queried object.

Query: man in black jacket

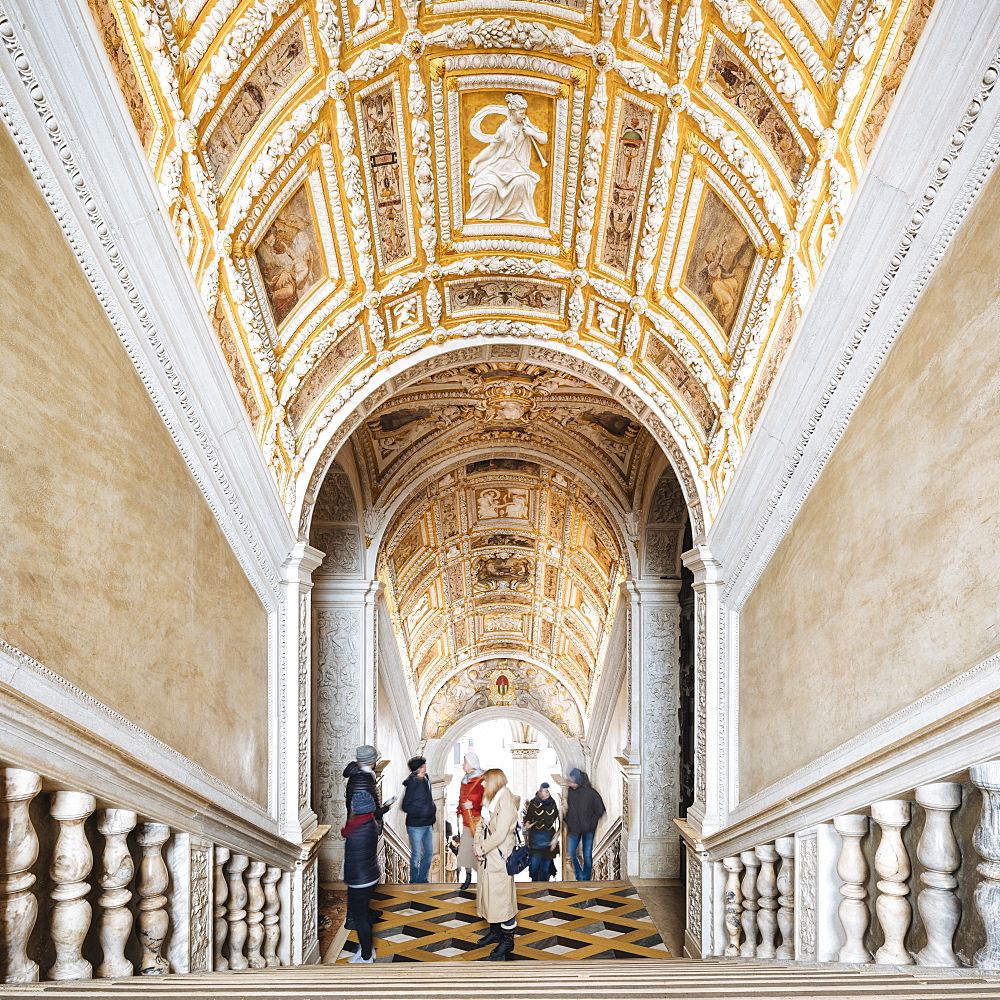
[565,768,605,881]
[401,755,437,883]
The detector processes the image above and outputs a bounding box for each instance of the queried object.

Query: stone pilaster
[509,742,541,803]
[681,545,724,836]
[623,579,682,878]
[281,542,324,843]
[166,832,213,974]
[313,579,381,880]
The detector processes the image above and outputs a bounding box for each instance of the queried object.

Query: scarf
[462,768,484,783]
[481,789,504,824]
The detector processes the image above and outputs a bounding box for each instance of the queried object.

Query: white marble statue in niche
[467,94,547,223]
[636,0,664,47]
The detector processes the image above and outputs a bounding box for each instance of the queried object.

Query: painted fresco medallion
[683,188,756,334]
[254,185,324,327]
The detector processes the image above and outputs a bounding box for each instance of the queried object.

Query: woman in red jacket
[455,752,485,891]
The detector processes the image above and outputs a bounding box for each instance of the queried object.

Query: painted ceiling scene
[88,0,936,530]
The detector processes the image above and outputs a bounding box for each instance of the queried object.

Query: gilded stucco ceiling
[376,452,627,732]
[88,0,936,526]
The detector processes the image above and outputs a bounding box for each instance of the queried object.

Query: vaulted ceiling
[89,0,935,527]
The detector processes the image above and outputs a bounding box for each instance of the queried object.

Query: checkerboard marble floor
[323,882,672,963]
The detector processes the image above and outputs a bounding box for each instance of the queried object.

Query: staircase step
[5,961,998,999]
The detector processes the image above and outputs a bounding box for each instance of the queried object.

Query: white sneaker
[348,948,375,964]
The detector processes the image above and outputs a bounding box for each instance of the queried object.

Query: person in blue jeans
[564,768,605,881]
[401,755,436,883]
[523,783,560,881]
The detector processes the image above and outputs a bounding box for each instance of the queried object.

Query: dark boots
[477,922,502,945]
[488,925,516,961]
[460,870,472,892]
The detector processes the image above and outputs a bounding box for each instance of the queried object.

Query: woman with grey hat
[342,789,381,963]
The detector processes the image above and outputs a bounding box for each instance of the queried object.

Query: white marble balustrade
[0,767,291,983]
[700,757,1000,971]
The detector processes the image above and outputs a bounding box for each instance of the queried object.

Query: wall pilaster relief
[683,544,725,835]
[624,578,682,878]
[313,580,381,880]
[281,543,324,843]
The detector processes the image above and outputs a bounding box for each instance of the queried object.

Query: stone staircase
[4,960,999,998]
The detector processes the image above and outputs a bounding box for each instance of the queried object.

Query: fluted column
[775,837,795,960]
[834,813,871,963]
[914,782,962,967]
[722,856,742,956]
[755,844,779,959]
[48,791,96,980]
[225,853,250,971]
[739,849,760,957]
[213,847,230,971]
[262,866,282,967]
[872,799,913,964]
[136,823,171,975]
[96,809,137,978]
[0,769,41,983]
[245,861,266,969]
[971,760,1000,970]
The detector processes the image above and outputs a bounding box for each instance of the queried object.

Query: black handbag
[505,826,530,876]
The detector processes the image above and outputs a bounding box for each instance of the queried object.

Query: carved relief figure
[360,85,411,265]
[683,189,755,333]
[255,186,323,325]
[467,94,547,223]
[447,279,562,315]
[601,103,651,273]
[857,0,936,163]
[636,0,664,47]
[353,0,385,32]
[707,42,807,185]
[212,303,260,428]
[206,25,308,178]
[474,553,533,589]
[87,0,156,151]
[476,487,530,520]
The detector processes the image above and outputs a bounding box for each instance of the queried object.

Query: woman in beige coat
[473,768,519,960]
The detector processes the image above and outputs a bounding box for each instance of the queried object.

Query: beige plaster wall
[0,129,269,804]
[739,160,1000,798]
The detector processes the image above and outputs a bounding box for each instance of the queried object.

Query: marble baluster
[914,782,962,967]
[872,799,913,965]
[225,854,250,971]
[96,809,137,978]
[834,814,871,963]
[775,837,795,960]
[971,760,1000,970]
[213,848,230,971]
[262,866,282,968]
[136,823,171,975]
[739,850,761,957]
[244,861,266,969]
[48,791,96,980]
[755,844,779,959]
[722,856,743,957]
[0,769,41,983]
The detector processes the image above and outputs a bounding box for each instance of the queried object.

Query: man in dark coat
[401,755,437,883]
[564,768,605,881]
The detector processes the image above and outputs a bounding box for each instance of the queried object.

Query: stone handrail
[591,817,625,881]
[679,759,1000,970]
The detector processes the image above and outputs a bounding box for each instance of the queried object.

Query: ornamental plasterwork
[85,0,936,520]
[373,446,634,716]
